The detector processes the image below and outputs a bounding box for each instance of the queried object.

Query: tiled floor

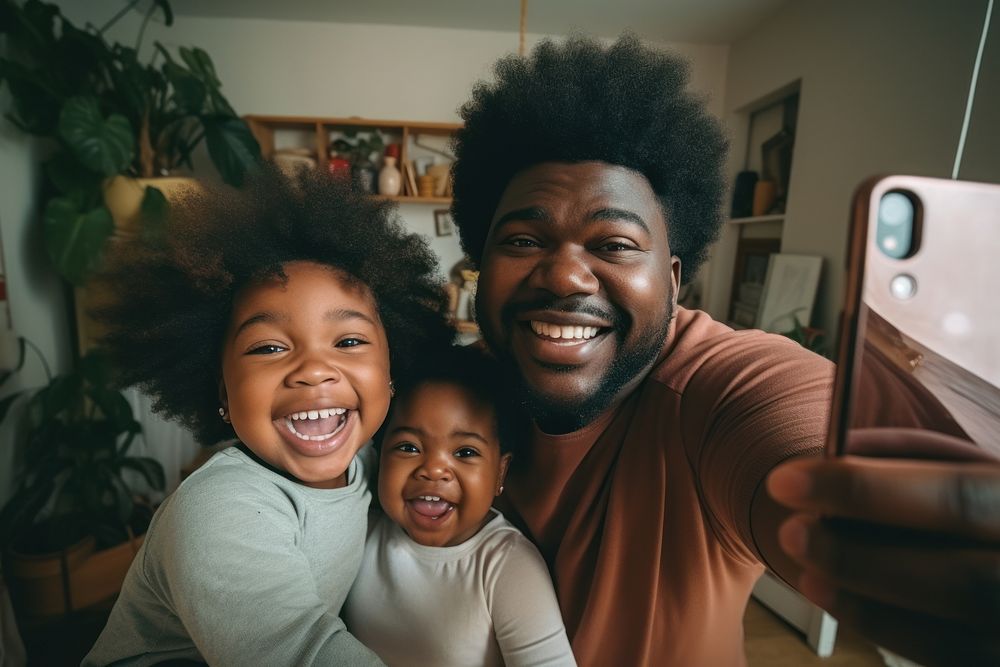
[744,598,886,666]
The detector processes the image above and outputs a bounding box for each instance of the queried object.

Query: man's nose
[527,245,599,297]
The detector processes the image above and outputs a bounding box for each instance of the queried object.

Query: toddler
[84,169,451,666]
[344,345,576,666]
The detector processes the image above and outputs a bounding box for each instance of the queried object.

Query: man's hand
[767,429,1000,667]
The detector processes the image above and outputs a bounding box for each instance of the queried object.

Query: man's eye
[597,241,637,252]
[394,442,419,454]
[336,337,368,348]
[455,447,481,458]
[247,344,285,355]
[506,237,539,248]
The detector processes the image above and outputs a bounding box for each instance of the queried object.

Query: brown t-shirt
[499,308,834,666]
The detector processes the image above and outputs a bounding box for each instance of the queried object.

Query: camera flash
[890,274,916,299]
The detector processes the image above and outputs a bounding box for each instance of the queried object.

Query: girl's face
[221,261,391,489]
[378,381,511,547]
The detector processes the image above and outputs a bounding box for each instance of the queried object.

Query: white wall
[704,0,1000,341]
[0,2,728,501]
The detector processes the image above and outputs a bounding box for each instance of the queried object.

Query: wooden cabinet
[244,115,462,204]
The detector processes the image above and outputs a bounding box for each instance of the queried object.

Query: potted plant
[0,0,262,286]
[0,347,165,618]
[330,128,385,193]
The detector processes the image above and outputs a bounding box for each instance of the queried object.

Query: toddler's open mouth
[283,407,348,441]
[407,495,455,520]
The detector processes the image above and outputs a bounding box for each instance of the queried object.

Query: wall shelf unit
[244,115,462,204]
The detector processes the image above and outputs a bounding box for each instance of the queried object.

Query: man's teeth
[289,408,347,421]
[529,321,600,340]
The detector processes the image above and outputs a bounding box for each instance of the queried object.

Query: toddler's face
[221,261,391,488]
[379,381,511,547]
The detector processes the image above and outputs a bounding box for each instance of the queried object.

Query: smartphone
[827,175,1000,459]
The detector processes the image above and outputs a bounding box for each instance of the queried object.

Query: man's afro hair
[93,167,453,446]
[450,33,728,283]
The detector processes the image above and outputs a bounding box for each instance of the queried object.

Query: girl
[84,169,452,666]
[345,346,576,666]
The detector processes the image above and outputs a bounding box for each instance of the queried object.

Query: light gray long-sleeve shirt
[84,445,384,667]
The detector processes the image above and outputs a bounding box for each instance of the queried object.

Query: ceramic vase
[378,157,402,196]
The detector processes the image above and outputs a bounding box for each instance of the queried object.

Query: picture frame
[727,237,781,329]
[434,209,454,237]
[755,253,823,333]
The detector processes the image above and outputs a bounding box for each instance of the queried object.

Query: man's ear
[670,256,682,310]
[496,453,513,495]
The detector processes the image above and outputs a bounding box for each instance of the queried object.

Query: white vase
[378,156,402,196]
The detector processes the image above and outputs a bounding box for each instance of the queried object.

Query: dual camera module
[877,190,921,299]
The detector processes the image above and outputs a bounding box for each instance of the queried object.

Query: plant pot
[7,534,143,620]
[102,175,202,237]
[76,176,203,354]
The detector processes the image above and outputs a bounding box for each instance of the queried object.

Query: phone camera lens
[879,193,912,227]
[890,273,917,300]
[877,191,917,259]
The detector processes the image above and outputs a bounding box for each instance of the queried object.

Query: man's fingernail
[768,464,813,501]
[778,516,809,558]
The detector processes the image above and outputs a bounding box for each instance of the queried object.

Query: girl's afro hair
[94,167,454,445]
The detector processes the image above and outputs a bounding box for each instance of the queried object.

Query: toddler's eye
[247,343,285,355]
[336,337,368,348]
[454,447,481,458]
[393,442,419,454]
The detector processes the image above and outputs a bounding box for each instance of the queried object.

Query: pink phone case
[828,175,1000,458]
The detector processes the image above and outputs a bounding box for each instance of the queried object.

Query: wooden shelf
[244,114,462,204]
[386,195,451,205]
[728,214,785,225]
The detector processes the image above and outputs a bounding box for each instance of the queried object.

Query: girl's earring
[219,407,230,423]
[497,485,504,495]
[389,379,395,397]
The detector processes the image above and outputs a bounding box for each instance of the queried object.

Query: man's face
[476,161,680,433]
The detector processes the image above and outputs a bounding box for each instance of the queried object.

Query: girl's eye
[454,447,481,458]
[247,343,286,355]
[336,337,368,348]
[393,442,419,454]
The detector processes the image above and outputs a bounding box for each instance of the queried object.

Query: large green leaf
[203,116,261,187]
[44,150,103,208]
[139,185,169,243]
[163,60,206,115]
[0,60,61,135]
[58,96,135,176]
[152,0,174,27]
[120,457,166,491]
[179,46,220,88]
[43,196,115,285]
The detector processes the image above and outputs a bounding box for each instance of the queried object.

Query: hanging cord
[519,0,527,56]
[952,0,994,179]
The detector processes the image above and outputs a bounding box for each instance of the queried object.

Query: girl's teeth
[289,408,346,421]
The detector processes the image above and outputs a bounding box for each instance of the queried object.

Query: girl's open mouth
[283,407,348,441]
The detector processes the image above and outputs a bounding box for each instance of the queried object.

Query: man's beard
[477,290,674,435]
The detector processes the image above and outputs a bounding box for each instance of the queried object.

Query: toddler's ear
[496,453,513,495]
[218,379,229,410]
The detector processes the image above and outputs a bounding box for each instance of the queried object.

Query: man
[450,35,1000,666]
